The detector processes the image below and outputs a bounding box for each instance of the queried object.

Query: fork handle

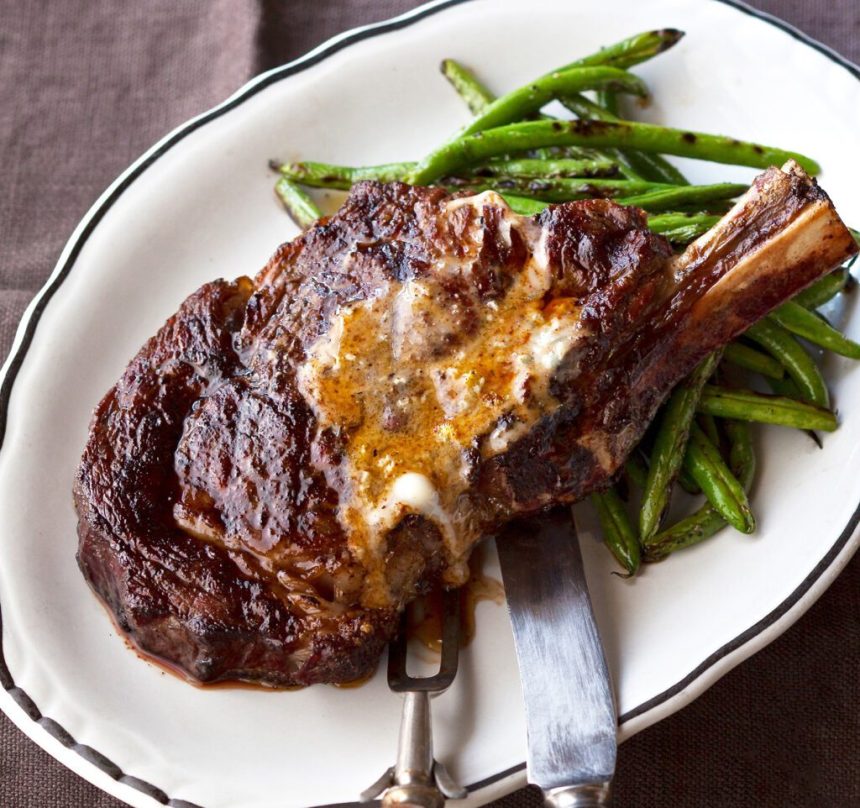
[543,783,612,807]
[381,783,446,808]
[381,692,445,808]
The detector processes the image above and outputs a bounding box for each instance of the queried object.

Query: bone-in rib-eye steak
[75,163,857,686]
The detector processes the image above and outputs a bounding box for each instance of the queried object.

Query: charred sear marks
[74,170,857,686]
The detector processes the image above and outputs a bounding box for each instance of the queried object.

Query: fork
[361,588,468,807]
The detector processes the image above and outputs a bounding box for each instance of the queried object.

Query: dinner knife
[496,509,617,807]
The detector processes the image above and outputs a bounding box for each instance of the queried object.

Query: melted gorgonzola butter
[298,192,588,607]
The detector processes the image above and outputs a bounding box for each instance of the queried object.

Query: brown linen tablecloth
[1,2,858,806]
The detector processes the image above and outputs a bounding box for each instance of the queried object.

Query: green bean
[596,88,620,116]
[697,385,838,431]
[671,199,736,216]
[793,268,850,309]
[406,119,820,185]
[277,160,412,189]
[458,177,672,202]
[617,183,747,211]
[770,300,860,359]
[647,212,722,230]
[724,419,756,491]
[645,420,755,561]
[274,178,322,230]
[622,151,689,185]
[745,319,829,407]
[655,224,712,245]
[683,423,755,533]
[440,59,494,115]
[473,156,620,178]
[445,31,681,120]
[562,94,689,185]
[278,153,627,191]
[590,488,640,575]
[445,67,648,143]
[555,94,644,181]
[764,376,823,447]
[499,194,547,215]
[564,29,685,71]
[529,146,601,160]
[698,413,720,447]
[624,452,649,490]
[442,60,639,179]
[454,28,730,188]
[723,342,785,379]
[677,465,701,495]
[442,32,684,183]
[647,213,721,245]
[767,375,802,399]
[640,352,721,542]
[645,506,726,561]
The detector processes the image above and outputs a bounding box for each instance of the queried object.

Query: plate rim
[0,0,858,806]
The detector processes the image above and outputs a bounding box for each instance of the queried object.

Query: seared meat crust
[75,172,857,685]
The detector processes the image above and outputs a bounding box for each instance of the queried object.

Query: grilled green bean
[793,268,850,309]
[647,213,721,244]
[458,177,671,202]
[585,90,686,183]
[562,94,688,185]
[697,385,838,431]
[557,29,686,182]
[473,156,620,178]
[724,419,756,489]
[617,183,746,211]
[274,178,322,230]
[647,212,719,232]
[746,319,829,407]
[591,488,640,575]
[596,88,620,116]
[699,413,720,447]
[646,420,755,561]
[655,224,712,245]
[683,423,755,533]
[723,342,785,379]
[767,375,802,399]
[624,452,650,490]
[442,28,686,174]
[764,376,823,446]
[444,67,648,144]
[645,505,726,561]
[440,58,494,114]
[498,194,548,215]
[770,300,860,359]
[640,352,721,542]
[622,150,688,185]
[407,119,819,185]
[677,465,701,495]
[565,29,685,71]
[277,160,412,189]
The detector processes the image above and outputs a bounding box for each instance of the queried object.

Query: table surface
[1,1,858,806]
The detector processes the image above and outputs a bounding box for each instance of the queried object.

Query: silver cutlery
[497,510,617,807]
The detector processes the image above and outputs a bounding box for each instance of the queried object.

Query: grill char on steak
[75,163,857,686]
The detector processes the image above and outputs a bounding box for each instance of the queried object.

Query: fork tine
[365,587,466,804]
[387,587,461,693]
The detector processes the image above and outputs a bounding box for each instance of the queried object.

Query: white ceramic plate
[1,1,858,806]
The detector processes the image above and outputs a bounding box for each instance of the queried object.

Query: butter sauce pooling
[298,192,589,607]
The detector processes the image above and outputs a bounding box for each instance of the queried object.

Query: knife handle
[543,783,612,807]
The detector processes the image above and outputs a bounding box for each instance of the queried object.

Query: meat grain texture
[75,164,857,685]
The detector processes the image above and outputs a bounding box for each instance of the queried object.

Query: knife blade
[496,509,617,807]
